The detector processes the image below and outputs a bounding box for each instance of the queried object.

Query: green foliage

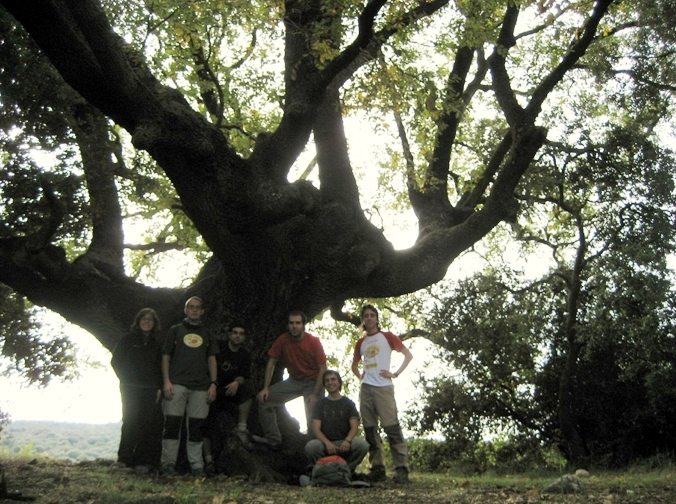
[408,437,567,475]
[0,285,76,386]
[410,111,676,467]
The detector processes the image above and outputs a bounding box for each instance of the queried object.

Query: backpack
[309,455,353,487]
[301,455,370,487]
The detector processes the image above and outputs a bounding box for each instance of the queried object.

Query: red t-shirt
[268,332,327,380]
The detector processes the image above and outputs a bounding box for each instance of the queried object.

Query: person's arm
[381,345,413,379]
[338,417,360,453]
[351,341,363,379]
[351,359,362,379]
[307,362,327,411]
[162,354,173,399]
[256,357,277,403]
[207,354,218,403]
[312,419,338,455]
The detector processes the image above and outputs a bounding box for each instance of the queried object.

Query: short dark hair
[323,369,342,387]
[288,310,307,325]
[229,322,247,333]
[131,307,161,334]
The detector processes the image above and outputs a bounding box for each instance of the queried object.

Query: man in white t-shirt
[351,305,413,483]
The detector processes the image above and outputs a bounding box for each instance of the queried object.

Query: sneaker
[161,463,176,477]
[393,466,410,484]
[365,465,386,482]
[134,465,151,475]
[191,466,205,477]
[204,461,215,477]
[251,434,281,451]
[233,429,253,450]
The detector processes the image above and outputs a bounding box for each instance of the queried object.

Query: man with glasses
[160,296,219,477]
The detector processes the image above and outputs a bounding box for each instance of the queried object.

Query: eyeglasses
[140,317,154,322]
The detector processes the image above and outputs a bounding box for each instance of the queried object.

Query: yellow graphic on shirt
[365,345,380,358]
[364,344,379,368]
[184,333,204,348]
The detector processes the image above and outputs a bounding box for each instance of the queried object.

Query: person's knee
[187,417,205,442]
[304,439,323,457]
[163,415,182,440]
[353,438,370,454]
[383,423,405,445]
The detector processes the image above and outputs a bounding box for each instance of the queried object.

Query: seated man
[203,322,254,474]
[304,370,369,474]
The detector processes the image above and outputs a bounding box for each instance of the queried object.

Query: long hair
[360,304,381,332]
[131,307,161,335]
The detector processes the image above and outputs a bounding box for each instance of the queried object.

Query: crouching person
[304,370,369,475]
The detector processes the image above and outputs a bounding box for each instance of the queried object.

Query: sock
[238,422,247,431]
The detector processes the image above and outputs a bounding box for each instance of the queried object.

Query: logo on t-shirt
[365,344,380,358]
[183,333,204,348]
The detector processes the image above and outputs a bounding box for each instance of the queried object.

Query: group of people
[111,298,413,483]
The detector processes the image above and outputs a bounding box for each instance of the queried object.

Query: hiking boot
[191,466,206,477]
[160,463,176,477]
[204,461,216,477]
[351,471,367,481]
[233,428,253,449]
[251,434,281,451]
[134,465,151,475]
[393,466,410,484]
[365,465,386,482]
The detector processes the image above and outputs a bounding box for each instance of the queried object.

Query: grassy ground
[2,456,676,503]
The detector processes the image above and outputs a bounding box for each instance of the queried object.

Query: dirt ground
[2,458,676,503]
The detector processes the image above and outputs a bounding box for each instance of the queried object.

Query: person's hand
[207,383,217,403]
[257,388,269,403]
[324,442,338,455]
[155,389,162,403]
[379,369,397,378]
[225,381,239,396]
[163,382,174,400]
[338,440,351,453]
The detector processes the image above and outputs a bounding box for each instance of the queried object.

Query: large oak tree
[0,0,645,473]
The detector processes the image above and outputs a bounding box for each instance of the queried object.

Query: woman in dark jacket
[111,308,164,471]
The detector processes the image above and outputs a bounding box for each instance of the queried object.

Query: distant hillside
[0,420,121,461]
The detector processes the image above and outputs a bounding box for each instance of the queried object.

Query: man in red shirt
[253,311,327,450]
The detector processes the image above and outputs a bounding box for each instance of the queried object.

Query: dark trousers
[118,385,163,467]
